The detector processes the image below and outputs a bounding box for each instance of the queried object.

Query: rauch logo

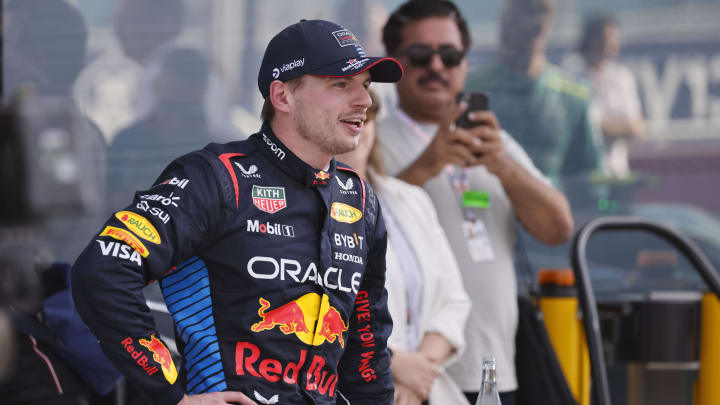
[330,202,362,224]
[115,211,161,244]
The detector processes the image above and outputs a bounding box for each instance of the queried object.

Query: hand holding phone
[455,92,489,129]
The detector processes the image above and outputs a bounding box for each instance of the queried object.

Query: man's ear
[269,80,292,114]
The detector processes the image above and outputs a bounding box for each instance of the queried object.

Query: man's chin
[414,92,454,112]
[331,138,360,156]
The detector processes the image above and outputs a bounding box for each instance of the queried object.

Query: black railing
[570,216,720,405]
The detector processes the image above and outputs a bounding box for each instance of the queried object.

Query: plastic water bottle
[476,356,502,405]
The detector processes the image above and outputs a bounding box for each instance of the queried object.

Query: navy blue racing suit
[72,122,394,405]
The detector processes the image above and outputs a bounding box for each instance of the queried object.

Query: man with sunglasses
[377,2,574,404]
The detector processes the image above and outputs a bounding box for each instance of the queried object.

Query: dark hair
[260,76,305,122]
[498,0,554,64]
[382,0,472,56]
[161,48,210,79]
[579,13,618,63]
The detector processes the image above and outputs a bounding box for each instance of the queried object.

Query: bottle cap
[537,268,575,286]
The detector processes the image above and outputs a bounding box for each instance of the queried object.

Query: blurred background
[1,0,719,404]
[2,0,718,262]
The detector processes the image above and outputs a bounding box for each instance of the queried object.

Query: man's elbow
[543,214,575,245]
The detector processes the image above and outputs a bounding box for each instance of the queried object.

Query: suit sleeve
[71,152,225,405]
[335,187,394,404]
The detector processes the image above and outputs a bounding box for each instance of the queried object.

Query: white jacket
[374,174,472,405]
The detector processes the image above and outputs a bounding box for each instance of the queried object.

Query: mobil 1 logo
[247,219,295,238]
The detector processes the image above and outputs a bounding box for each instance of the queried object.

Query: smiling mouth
[339,118,364,129]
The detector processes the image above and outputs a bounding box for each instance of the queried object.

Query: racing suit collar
[252,122,336,188]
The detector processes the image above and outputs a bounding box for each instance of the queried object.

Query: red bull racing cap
[258,19,404,98]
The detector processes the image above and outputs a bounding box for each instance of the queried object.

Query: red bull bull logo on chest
[251,293,348,347]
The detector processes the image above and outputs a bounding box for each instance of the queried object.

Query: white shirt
[381,203,424,351]
[588,61,643,177]
[378,107,551,392]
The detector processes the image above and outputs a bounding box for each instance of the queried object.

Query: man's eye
[334,82,347,88]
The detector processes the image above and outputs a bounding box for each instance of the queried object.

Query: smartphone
[455,91,489,129]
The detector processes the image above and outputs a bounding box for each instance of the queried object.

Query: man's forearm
[496,159,574,245]
[601,116,646,140]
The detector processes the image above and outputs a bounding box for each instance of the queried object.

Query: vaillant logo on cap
[332,29,359,47]
[274,58,305,78]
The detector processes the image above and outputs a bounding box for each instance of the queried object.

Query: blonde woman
[338,91,471,405]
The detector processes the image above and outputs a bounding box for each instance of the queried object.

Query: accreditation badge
[461,219,495,262]
[460,189,494,262]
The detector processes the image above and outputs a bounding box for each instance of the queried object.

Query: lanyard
[393,107,471,197]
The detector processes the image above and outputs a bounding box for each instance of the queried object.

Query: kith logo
[252,185,287,214]
[235,162,261,179]
[335,177,358,195]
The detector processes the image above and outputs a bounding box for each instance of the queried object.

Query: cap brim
[310,57,403,83]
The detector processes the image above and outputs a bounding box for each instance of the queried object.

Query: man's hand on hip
[178,391,257,405]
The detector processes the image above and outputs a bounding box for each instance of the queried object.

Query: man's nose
[428,52,446,72]
[354,87,372,109]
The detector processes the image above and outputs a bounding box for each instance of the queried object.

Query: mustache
[418,72,449,87]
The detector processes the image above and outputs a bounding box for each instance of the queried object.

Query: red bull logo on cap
[138,334,178,384]
[251,293,348,347]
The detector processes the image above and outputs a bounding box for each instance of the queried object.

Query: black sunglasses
[396,44,465,68]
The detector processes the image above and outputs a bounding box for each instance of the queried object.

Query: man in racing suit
[72,19,403,405]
